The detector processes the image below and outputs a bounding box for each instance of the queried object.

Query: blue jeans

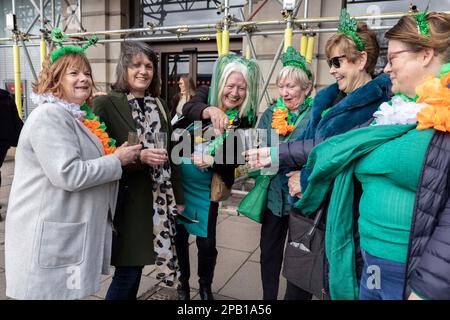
[359,250,406,300]
[105,266,143,300]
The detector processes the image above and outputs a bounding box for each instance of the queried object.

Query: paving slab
[216,217,261,253]
[92,274,160,299]
[192,291,236,300]
[82,295,103,300]
[187,245,251,293]
[0,249,4,270]
[226,214,260,226]
[0,271,6,300]
[219,260,286,300]
[249,247,260,263]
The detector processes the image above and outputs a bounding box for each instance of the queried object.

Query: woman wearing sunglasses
[246,10,391,299]
[247,11,391,185]
[291,11,450,300]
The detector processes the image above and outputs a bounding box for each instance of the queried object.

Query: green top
[294,124,417,299]
[355,129,434,263]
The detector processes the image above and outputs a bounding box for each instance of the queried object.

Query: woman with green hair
[173,54,260,300]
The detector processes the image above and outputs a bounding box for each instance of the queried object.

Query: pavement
[0,148,287,300]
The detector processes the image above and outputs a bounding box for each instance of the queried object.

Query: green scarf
[294,124,415,299]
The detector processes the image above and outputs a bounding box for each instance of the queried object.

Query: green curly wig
[208,54,261,126]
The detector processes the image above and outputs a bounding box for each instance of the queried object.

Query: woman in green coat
[92,42,184,300]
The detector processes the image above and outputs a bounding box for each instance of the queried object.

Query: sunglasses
[327,55,346,68]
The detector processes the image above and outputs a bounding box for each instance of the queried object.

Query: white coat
[5,102,122,299]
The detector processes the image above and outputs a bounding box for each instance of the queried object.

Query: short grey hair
[111,41,160,96]
[276,66,313,96]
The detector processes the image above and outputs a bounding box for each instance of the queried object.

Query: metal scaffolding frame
[2,0,445,118]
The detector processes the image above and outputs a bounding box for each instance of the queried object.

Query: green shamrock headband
[282,46,312,80]
[50,28,98,64]
[415,12,431,37]
[338,9,365,52]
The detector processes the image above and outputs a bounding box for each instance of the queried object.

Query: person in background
[170,74,196,122]
[5,30,141,300]
[0,89,23,216]
[92,41,184,300]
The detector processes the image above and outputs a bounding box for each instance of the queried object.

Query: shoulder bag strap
[154,97,168,125]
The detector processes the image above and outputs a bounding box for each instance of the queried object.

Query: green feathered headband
[208,54,261,126]
[282,46,312,79]
[338,9,365,52]
[415,11,431,37]
[50,28,98,64]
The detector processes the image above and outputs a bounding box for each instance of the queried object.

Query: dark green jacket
[257,102,312,217]
[92,90,183,266]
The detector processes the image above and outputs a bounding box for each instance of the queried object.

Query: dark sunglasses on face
[327,55,346,68]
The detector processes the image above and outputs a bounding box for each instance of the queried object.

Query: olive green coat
[92,91,184,266]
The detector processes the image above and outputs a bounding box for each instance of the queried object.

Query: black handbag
[282,206,329,300]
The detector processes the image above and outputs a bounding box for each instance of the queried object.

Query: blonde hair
[217,61,249,118]
[32,52,95,99]
[385,12,450,63]
[325,22,380,75]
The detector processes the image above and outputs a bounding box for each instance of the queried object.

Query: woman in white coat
[4,36,142,300]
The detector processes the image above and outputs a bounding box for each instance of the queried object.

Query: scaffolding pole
[12,0,22,119]
[238,8,271,107]
[19,36,38,81]
[258,1,302,106]
[222,0,230,55]
[0,25,396,48]
[0,12,428,43]
[2,3,446,121]
[40,0,47,66]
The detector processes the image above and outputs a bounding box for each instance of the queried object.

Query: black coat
[0,89,23,147]
[406,131,450,299]
[176,85,253,188]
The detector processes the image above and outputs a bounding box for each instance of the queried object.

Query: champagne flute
[153,132,171,182]
[154,132,167,150]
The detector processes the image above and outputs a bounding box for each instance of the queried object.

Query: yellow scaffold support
[40,37,47,67]
[300,35,308,57]
[305,34,315,64]
[13,37,22,119]
[283,26,293,52]
[245,45,251,59]
[222,29,229,56]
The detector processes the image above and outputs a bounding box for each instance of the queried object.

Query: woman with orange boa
[4,29,142,299]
